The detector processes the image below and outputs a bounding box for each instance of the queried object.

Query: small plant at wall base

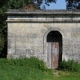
[58,60,80,72]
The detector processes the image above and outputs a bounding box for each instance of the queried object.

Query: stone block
[6,10,80,68]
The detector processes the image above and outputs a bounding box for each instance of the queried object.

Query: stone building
[6,9,80,69]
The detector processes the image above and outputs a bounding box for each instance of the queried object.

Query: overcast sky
[41,0,66,10]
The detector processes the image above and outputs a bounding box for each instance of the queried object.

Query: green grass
[0,57,80,80]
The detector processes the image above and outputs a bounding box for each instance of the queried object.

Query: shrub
[0,57,48,72]
[27,57,47,71]
[58,60,80,72]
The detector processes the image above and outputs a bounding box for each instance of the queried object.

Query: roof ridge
[6,9,80,15]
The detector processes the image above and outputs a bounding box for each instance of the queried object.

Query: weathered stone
[6,10,80,68]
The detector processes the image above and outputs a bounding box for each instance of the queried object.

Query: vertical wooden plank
[47,42,51,68]
[51,42,59,69]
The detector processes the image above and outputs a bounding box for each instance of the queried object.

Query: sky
[41,0,66,10]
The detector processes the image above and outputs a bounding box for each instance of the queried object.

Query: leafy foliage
[0,57,80,80]
[0,57,48,72]
[0,57,46,80]
[58,60,80,72]
[66,0,80,9]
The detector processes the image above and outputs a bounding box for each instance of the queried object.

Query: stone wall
[6,10,80,68]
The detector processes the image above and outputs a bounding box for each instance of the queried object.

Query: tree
[66,0,80,10]
[24,0,56,6]
[0,0,56,57]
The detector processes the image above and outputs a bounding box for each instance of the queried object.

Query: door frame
[44,30,63,69]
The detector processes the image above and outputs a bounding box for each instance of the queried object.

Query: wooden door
[51,42,59,69]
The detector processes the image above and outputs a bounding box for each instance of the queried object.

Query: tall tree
[66,0,80,10]
[0,0,24,57]
[0,0,57,57]
[23,0,56,9]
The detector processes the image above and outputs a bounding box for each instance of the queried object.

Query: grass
[0,57,80,80]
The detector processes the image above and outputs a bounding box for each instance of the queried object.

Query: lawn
[0,57,80,80]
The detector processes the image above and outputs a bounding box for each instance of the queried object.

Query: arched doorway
[47,31,62,69]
